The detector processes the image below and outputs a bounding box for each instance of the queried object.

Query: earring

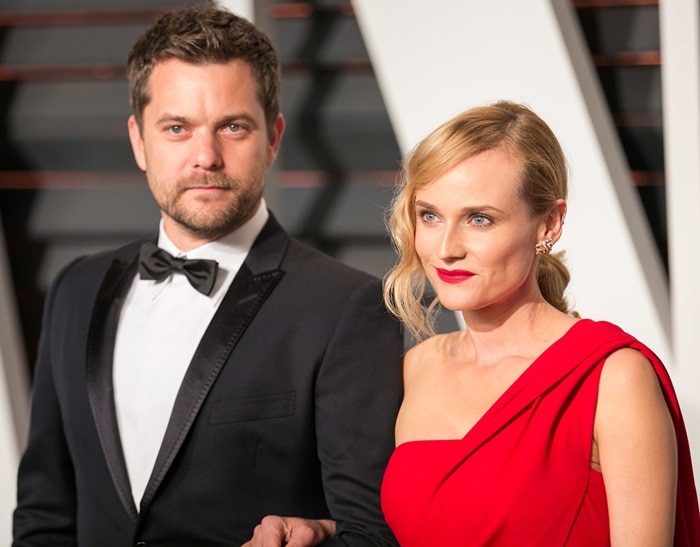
[535,238,553,255]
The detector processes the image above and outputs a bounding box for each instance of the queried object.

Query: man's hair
[126,3,281,133]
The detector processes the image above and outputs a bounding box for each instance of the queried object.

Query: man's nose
[191,132,223,170]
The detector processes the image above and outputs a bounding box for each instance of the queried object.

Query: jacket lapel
[139,213,289,510]
[86,250,141,521]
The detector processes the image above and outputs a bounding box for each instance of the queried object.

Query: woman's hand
[241,516,336,547]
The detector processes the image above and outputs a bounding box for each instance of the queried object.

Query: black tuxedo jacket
[13,213,403,546]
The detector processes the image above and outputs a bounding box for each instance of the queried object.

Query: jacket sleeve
[314,277,403,547]
[13,269,78,546]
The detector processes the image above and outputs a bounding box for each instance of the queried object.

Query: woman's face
[414,147,544,316]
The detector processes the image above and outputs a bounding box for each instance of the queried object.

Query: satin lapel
[140,262,283,509]
[86,254,140,521]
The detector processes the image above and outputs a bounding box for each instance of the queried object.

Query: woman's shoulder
[599,347,659,394]
[594,346,670,442]
[403,332,461,379]
[406,331,460,360]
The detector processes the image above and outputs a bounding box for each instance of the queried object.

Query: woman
[380,101,699,546]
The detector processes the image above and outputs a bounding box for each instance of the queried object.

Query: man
[13,4,402,546]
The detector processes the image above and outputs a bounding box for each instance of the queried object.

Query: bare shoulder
[595,349,677,545]
[596,347,673,441]
[397,332,462,443]
[598,348,662,397]
[403,333,456,384]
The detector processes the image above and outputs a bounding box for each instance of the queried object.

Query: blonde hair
[384,101,575,341]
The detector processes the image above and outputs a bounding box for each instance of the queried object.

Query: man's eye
[227,124,242,132]
[169,126,184,134]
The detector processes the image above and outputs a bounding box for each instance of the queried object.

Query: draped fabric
[381,320,700,546]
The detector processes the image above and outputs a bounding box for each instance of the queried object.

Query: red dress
[381,320,700,546]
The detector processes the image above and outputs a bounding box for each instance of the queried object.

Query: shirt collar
[151,199,269,305]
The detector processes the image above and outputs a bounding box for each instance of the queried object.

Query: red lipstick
[435,268,474,284]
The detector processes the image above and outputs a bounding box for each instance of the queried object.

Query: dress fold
[381,320,700,546]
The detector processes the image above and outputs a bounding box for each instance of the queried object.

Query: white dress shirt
[113,201,268,508]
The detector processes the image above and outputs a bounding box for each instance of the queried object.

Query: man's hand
[241,516,336,547]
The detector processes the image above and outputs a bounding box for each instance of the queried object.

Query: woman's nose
[436,226,466,262]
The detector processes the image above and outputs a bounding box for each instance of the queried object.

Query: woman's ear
[540,199,567,244]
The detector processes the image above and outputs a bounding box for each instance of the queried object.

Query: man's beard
[158,171,264,240]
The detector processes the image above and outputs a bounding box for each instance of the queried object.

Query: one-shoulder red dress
[381,320,700,546]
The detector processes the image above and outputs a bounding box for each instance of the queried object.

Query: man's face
[128,58,284,250]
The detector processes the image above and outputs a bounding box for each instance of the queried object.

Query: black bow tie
[138,241,219,296]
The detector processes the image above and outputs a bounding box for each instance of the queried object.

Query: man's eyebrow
[155,113,191,125]
[216,113,259,127]
[154,113,260,127]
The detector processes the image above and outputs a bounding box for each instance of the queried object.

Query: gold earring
[535,238,553,255]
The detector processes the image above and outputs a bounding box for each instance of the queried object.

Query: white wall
[218,0,254,21]
[660,0,700,449]
[353,0,698,485]
[0,219,29,544]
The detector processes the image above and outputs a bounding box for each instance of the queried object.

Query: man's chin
[183,186,233,200]
[167,193,261,235]
[173,212,247,238]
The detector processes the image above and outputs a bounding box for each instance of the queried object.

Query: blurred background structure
[2,0,696,541]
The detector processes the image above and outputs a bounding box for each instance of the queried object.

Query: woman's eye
[420,211,438,223]
[471,214,491,226]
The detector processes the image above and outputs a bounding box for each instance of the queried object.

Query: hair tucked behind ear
[384,101,577,341]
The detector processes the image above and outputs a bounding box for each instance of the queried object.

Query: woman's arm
[595,347,677,546]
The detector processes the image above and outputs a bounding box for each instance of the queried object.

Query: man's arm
[313,277,403,546]
[13,276,78,545]
[242,274,403,547]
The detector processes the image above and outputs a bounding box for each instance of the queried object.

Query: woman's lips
[435,268,474,284]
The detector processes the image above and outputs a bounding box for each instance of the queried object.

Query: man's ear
[266,114,286,167]
[127,115,147,172]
